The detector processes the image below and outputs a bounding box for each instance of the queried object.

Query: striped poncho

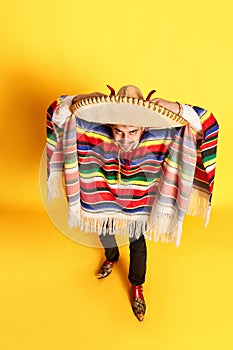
[46,97,218,246]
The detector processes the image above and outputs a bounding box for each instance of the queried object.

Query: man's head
[110,86,145,152]
[111,124,144,152]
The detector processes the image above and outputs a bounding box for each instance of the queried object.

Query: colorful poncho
[46,97,218,246]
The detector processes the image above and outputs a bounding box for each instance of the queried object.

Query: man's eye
[130,131,137,135]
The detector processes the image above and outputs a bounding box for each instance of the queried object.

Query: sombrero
[70,85,188,129]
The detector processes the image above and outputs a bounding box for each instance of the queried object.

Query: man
[46,85,218,322]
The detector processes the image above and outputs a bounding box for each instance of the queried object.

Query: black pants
[99,234,147,286]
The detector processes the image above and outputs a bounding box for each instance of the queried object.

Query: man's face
[111,125,144,152]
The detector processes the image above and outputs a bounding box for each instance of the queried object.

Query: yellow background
[1,1,233,349]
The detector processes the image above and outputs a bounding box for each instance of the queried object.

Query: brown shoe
[131,285,146,322]
[97,260,116,279]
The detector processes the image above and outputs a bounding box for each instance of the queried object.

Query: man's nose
[122,134,129,143]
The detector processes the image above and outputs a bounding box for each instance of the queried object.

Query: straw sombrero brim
[70,95,188,128]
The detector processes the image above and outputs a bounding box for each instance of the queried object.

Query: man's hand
[72,92,107,104]
[152,97,204,140]
[151,98,180,115]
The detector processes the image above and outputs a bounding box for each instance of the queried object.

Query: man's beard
[116,140,139,152]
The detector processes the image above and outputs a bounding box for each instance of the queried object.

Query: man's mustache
[117,140,135,146]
